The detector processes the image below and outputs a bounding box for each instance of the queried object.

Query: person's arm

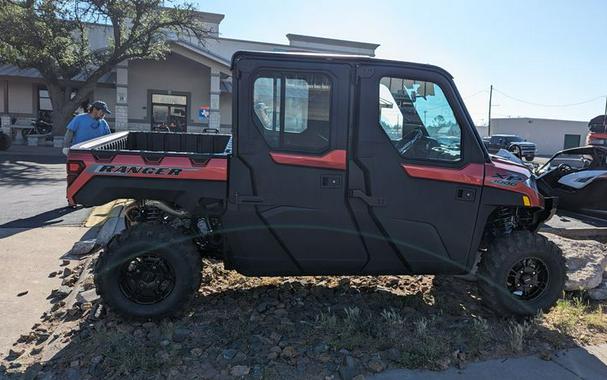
[102,119,111,135]
[62,116,78,155]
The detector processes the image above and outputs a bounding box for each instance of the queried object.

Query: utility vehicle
[483,134,536,161]
[66,51,565,319]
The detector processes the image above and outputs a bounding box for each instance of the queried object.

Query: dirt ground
[2,238,607,379]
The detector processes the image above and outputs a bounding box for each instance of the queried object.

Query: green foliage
[0,0,210,127]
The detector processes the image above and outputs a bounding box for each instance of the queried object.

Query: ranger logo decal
[92,165,188,176]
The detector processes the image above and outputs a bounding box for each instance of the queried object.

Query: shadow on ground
[5,267,601,379]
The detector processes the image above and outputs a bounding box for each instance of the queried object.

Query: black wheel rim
[506,257,549,301]
[119,254,176,305]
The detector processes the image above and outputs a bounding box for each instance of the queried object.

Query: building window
[253,72,331,152]
[379,77,461,162]
[38,88,52,111]
[151,93,188,132]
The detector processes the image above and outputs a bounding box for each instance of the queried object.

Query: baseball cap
[91,100,112,115]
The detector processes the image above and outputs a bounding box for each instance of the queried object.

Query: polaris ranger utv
[66,51,564,319]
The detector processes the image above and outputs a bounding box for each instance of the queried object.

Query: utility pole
[487,85,493,136]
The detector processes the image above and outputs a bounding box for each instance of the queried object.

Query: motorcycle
[21,118,53,140]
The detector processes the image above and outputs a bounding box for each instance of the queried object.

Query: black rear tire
[477,231,565,316]
[95,223,201,320]
[525,155,534,162]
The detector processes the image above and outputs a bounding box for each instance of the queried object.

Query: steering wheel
[396,128,423,155]
[557,163,573,174]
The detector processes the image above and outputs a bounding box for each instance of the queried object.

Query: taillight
[67,160,85,185]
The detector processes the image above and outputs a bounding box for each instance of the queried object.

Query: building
[0,11,379,135]
[484,117,589,155]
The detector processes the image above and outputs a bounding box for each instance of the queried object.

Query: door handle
[348,189,385,207]
[456,188,476,202]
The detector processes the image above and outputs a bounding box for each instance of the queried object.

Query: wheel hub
[119,255,176,305]
[507,257,549,301]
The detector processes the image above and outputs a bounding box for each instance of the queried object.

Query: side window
[253,72,331,152]
[379,77,461,162]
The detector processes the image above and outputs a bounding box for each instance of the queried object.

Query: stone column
[209,69,221,130]
[114,61,129,131]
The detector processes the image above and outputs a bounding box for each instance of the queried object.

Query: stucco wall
[128,53,211,124]
[490,118,588,155]
[8,81,33,114]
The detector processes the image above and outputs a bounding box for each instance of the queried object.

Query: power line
[492,88,605,108]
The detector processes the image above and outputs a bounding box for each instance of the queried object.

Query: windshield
[505,136,524,142]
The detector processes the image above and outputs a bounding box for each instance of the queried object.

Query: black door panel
[351,66,486,274]
[226,58,369,275]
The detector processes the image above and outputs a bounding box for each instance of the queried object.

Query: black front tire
[477,231,566,316]
[95,223,201,320]
[525,155,535,162]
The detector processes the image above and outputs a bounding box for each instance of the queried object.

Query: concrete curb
[541,226,607,239]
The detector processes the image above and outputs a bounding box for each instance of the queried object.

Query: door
[226,57,368,275]
[563,134,580,149]
[349,66,487,274]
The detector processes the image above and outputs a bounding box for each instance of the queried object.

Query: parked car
[483,134,536,161]
[66,51,564,320]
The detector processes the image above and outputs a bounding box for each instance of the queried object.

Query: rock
[234,352,247,362]
[172,327,190,343]
[230,365,250,377]
[8,348,25,359]
[66,368,80,380]
[588,281,607,300]
[91,355,103,366]
[17,290,28,297]
[546,234,607,291]
[63,267,73,278]
[55,285,72,298]
[190,348,204,357]
[267,351,278,360]
[223,348,237,360]
[160,340,170,347]
[339,355,358,380]
[367,359,385,373]
[49,271,58,278]
[314,343,329,354]
[76,289,99,304]
[69,240,97,256]
[281,346,298,359]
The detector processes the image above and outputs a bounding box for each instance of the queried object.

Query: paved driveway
[0,146,90,228]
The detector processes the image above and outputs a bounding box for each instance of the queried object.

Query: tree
[0,0,210,134]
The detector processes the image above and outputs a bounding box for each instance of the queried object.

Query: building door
[563,134,580,149]
[150,93,188,132]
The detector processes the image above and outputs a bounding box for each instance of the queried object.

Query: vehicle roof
[231,50,454,79]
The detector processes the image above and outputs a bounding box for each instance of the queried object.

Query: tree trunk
[51,106,75,137]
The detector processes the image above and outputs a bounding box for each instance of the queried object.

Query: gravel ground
[2,235,606,380]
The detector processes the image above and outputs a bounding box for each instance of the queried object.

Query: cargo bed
[66,131,231,211]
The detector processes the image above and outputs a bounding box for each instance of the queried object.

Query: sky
[194,0,606,125]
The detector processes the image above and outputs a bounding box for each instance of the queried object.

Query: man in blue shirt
[62,100,112,154]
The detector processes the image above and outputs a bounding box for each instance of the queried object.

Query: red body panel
[66,151,227,205]
[402,157,542,208]
[269,150,347,170]
[401,163,484,186]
